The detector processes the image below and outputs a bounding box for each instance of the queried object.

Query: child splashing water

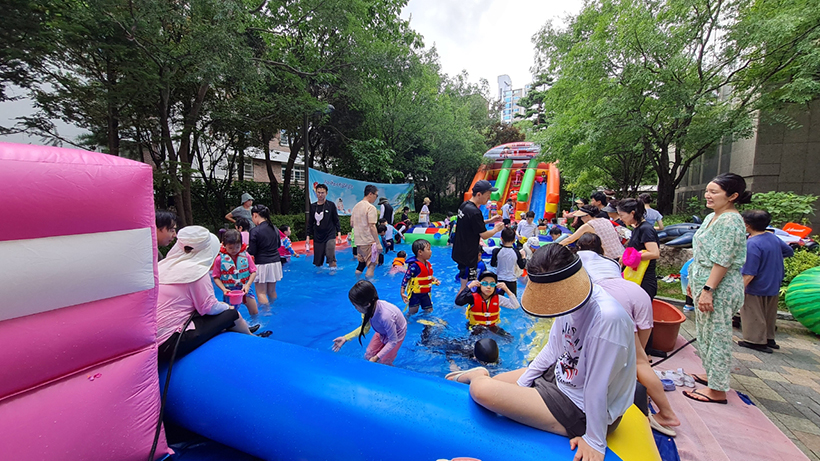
[212,230,259,315]
[332,280,407,365]
[401,240,441,315]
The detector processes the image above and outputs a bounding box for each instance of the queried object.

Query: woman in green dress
[683,173,751,404]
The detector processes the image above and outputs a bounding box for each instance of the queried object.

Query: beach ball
[786,267,820,335]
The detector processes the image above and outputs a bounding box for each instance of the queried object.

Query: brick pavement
[675,309,820,460]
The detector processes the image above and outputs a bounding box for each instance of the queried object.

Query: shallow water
[243,244,542,377]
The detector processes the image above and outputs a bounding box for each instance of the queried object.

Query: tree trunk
[282,134,303,215]
[176,82,210,226]
[106,60,120,157]
[656,170,676,215]
[261,129,282,214]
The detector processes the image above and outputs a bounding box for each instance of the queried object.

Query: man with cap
[378,197,394,225]
[225,193,255,229]
[452,180,505,290]
[446,244,636,461]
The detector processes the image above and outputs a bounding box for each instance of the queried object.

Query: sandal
[445,367,488,383]
[648,414,677,437]
[682,389,727,404]
[692,374,708,386]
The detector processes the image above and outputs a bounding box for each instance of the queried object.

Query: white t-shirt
[516,220,538,239]
[517,287,636,455]
[419,205,430,223]
[577,250,622,282]
[501,203,513,220]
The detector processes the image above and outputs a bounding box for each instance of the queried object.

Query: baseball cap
[472,180,498,194]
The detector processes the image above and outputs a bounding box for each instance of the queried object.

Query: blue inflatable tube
[161,334,627,461]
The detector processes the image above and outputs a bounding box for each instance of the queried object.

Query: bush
[742,191,818,227]
[780,248,820,310]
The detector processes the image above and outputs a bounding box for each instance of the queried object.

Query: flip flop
[692,374,709,386]
[648,414,677,437]
[445,367,488,383]
[682,389,727,404]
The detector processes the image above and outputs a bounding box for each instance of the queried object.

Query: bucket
[227,290,245,305]
[651,299,686,352]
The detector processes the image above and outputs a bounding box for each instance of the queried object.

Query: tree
[483,121,525,149]
[530,0,820,213]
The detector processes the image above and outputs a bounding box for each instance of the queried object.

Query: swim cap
[474,338,499,364]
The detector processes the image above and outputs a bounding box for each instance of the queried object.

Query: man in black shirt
[306,183,341,267]
[452,180,505,290]
[379,197,394,225]
[590,191,611,219]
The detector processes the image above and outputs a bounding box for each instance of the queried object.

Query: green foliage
[739,191,818,227]
[336,138,403,183]
[528,0,820,214]
[784,250,820,286]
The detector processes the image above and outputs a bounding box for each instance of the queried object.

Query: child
[516,211,538,243]
[332,280,407,365]
[391,250,408,271]
[455,271,519,337]
[401,239,440,314]
[212,229,259,315]
[491,228,527,296]
[545,226,564,242]
[235,217,251,245]
[278,225,300,263]
[376,224,388,266]
[378,218,395,252]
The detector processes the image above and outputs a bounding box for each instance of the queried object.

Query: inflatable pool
[161,334,660,461]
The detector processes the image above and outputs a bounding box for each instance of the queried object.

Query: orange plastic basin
[651,299,686,352]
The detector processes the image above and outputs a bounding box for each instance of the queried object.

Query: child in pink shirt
[212,229,258,315]
[332,280,407,365]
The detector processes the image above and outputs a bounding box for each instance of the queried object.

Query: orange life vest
[466,291,500,326]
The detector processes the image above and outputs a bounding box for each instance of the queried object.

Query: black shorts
[158,309,239,362]
[499,279,517,296]
[531,364,623,438]
[408,292,433,310]
[457,264,478,281]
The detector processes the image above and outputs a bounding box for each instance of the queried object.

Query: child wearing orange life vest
[401,240,440,315]
[455,271,519,337]
[389,250,408,274]
[212,229,259,315]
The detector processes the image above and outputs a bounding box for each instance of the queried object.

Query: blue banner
[308,168,415,216]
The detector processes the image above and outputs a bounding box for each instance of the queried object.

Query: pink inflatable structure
[0,143,170,460]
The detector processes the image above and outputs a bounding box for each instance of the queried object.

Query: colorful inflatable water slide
[466,142,559,221]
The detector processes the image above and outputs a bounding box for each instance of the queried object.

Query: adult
[156,226,252,361]
[684,173,750,405]
[379,197,394,225]
[500,198,514,221]
[306,183,342,268]
[225,193,255,229]
[419,197,431,225]
[559,205,625,260]
[351,184,382,278]
[446,244,636,461]
[617,199,660,299]
[577,234,680,435]
[639,193,664,230]
[452,180,505,290]
[589,191,610,218]
[739,210,793,352]
[249,205,282,305]
[563,198,588,231]
[155,210,178,260]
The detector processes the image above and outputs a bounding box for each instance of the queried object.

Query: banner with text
[308,168,415,216]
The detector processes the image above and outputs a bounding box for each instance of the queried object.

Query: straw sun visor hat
[521,246,593,317]
[571,205,600,218]
[379,197,389,204]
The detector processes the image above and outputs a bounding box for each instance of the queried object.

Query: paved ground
[671,303,820,460]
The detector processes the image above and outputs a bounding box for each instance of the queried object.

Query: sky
[400,0,584,98]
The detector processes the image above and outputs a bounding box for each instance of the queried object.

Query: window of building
[279,129,289,146]
[243,160,254,179]
[291,167,305,183]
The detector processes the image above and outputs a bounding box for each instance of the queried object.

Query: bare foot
[653,411,681,427]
